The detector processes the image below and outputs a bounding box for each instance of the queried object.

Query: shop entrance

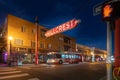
[0,53,3,63]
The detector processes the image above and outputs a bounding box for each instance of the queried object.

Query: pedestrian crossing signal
[102,1,120,21]
[103,5,113,18]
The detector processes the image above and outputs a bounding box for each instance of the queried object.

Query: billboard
[45,19,80,37]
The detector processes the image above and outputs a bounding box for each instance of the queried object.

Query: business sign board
[45,19,80,37]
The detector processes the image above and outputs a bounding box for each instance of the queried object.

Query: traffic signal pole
[106,21,113,80]
[94,0,120,79]
[114,19,120,67]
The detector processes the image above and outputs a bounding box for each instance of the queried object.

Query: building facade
[76,44,107,62]
[2,14,76,63]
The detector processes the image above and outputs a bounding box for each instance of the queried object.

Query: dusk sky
[0,0,111,50]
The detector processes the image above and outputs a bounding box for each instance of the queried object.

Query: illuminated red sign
[45,19,80,37]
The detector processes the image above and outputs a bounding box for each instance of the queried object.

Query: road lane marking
[46,66,55,68]
[0,69,16,71]
[28,78,40,80]
[46,65,56,67]
[19,67,31,69]
[0,71,22,75]
[0,73,29,79]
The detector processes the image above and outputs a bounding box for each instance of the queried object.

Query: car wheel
[59,60,63,64]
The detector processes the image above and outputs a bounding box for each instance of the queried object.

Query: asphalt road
[0,62,106,80]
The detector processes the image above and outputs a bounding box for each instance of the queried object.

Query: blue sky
[0,0,110,50]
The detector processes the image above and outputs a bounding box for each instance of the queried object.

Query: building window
[59,37,63,41]
[14,39,23,45]
[31,41,35,47]
[32,29,35,34]
[64,45,70,51]
[21,26,26,32]
[40,43,44,48]
[41,29,46,38]
[47,43,52,49]
[41,32,45,37]
[59,45,63,51]
[64,37,71,44]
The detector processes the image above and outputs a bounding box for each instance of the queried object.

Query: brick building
[76,44,107,62]
[1,14,76,63]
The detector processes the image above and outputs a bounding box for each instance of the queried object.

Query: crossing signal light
[103,5,113,18]
[102,1,120,21]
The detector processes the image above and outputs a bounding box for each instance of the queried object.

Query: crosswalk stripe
[46,65,56,68]
[0,71,22,75]
[0,73,29,79]
[21,67,31,69]
[0,69,16,71]
[28,78,40,80]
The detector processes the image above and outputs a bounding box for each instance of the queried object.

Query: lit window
[59,37,63,41]
[31,41,35,47]
[66,55,69,58]
[41,29,46,38]
[14,39,23,45]
[47,44,52,49]
[62,54,65,58]
[69,55,72,58]
[40,43,44,48]
[21,26,26,32]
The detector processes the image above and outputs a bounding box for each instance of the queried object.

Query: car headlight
[51,59,55,62]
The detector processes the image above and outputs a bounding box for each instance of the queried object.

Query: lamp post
[35,16,38,65]
[9,36,12,59]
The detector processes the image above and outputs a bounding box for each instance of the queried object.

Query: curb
[99,76,115,80]
[99,76,106,80]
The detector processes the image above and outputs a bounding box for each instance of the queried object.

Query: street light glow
[9,36,13,40]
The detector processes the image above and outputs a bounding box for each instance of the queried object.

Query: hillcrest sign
[45,19,80,37]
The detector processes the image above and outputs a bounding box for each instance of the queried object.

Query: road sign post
[106,21,113,80]
[94,0,120,80]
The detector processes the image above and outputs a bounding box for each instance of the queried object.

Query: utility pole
[35,16,39,65]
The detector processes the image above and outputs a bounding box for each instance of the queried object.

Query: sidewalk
[0,62,97,68]
[0,64,8,67]
[0,63,47,68]
[100,76,115,80]
[21,63,47,67]
[99,76,106,80]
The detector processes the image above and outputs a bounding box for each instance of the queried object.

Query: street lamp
[9,36,12,59]
[35,16,39,65]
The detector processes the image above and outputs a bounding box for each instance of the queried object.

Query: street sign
[102,0,120,21]
[93,0,119,16]
[93,3,102,16]
[45,19,80,37]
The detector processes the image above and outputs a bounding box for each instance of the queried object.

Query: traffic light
[102,1,120,21]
